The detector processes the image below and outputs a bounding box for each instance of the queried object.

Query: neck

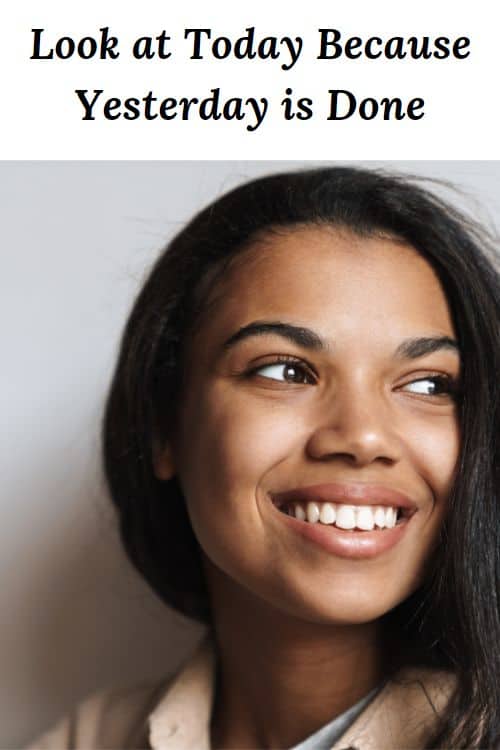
[206,565,390,750]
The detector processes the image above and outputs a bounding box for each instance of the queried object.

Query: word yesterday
[75,89,269,132]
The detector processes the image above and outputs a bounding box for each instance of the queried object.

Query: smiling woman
[29,167,500,750]
[162,228,461,638]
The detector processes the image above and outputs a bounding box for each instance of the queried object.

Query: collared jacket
[28,638,455,750]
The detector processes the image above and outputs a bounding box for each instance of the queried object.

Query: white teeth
[285,501,402,531]
[306,502,320,523]
[385,507,396,528]
[356,506,375,531]
[374,506,387,528]
[294,504,306,521]
[319,503,336,525]
[335,505,356,530]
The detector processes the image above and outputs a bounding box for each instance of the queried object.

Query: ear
[153,441,176,481]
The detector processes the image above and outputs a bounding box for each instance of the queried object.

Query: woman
[30,166,500,749]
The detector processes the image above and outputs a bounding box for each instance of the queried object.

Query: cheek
[174,384,304,512]
[405,414,460,504]
[173,384,309,588]
[396,413,460,591]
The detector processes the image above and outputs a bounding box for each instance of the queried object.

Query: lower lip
[275,507,413,560]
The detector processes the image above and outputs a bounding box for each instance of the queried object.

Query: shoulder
[26,638,214,750]
[389,664,456,710]
[332,665,457,750]
[26,679,171,750]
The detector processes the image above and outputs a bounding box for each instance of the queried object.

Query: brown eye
[402,375,455,397]
[254,362,315,384]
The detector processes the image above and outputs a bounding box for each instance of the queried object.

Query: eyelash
[247,355,317,385]
[247,356,460,399]
[402,374,459,399]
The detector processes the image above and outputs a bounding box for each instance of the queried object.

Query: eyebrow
[221,320,460,359]
[394,336,460,359]
[222,321,327,351]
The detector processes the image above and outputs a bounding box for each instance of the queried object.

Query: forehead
[201,226,455,342]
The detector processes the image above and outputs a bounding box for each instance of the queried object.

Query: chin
[275,584,414,627]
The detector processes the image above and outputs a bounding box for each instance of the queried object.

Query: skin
[156,227,461,749]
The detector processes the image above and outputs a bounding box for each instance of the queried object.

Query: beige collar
[148,639,214,750]
[147,639,454,750]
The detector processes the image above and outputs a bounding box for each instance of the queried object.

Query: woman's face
[158,227,461,624]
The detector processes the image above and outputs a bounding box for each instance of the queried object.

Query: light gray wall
[2,161,499,746]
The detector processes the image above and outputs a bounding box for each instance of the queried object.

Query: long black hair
[103,166,500,748]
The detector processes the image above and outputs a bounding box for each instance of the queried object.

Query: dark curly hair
[103,166,500,748]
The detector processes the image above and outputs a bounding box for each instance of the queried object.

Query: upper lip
[271,483,418,513]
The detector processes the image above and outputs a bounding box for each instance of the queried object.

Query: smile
[270,483,418,559]
[280,501,403,531]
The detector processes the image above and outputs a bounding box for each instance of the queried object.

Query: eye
[251,358,316,385]
[401,375,457,398]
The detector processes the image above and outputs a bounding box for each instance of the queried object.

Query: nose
[305,384,401,467]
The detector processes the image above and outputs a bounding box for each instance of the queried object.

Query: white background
[1,0,500,158]
[1,160,499,747]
